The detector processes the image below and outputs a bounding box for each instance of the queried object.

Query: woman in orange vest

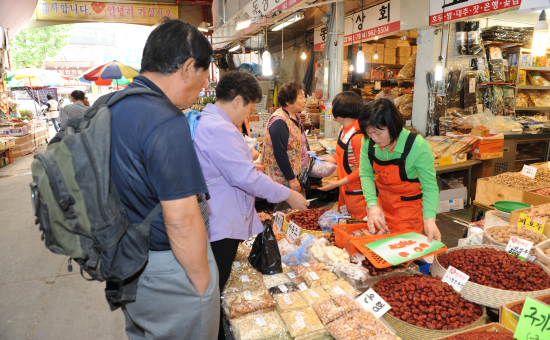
[358,99,441,242]
[319,92,367,219]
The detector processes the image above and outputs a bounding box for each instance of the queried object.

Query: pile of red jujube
[437,248,550,291]
[443,333,515,340]
[373,275,481,330]
[286,209,328,231]
[511,296,550,315]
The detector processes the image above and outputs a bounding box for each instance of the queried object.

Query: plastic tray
[351,231,448,269]
[333,224,381,255]
[494,200,530,213]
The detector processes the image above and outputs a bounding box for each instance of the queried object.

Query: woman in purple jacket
[191,71,309,339]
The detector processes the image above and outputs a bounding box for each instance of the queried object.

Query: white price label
[340,205,349,217]
[278,284,288,293]
[308,291,320,298]
[374,81,381,90]
[241,275,249,282]
[441,265,470,293]
[243,291,252,300]
[302,262,310,267]
[356,288,392,319]
[521,165,538,179]
[287,272,296,279]
[298,283,308,290]
[308,272,319,281]
[255,316,266,327]
[506,236,534,261]
[286,221,301,242]
[469,78,476,93]
[243,235,257,249]
[333,286,345,295]
[274,212,285,231]
[406,120,412,127]
[233,261,241,268]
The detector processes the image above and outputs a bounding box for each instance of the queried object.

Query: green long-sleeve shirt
[359,129,439,220]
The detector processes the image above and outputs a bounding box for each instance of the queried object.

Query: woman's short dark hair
[332,92,363,119]
[71,90,85,101]
[277,80,304,107]
[141,18,213,74]
[216,71,263,106]
[400,82,413,89]
[46,94,53,100]
[358,99,403,143]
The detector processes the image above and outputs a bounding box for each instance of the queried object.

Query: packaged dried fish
[230,311,290,340]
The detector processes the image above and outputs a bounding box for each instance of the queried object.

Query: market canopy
[77,60,139,82]
[4,67,68,88]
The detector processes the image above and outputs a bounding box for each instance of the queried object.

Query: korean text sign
[429,0,522,25]
[36,1,177,25]
[364,232,445,266]
[514,297,550,340]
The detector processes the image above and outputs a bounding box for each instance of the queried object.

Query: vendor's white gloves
[286,190,310,211]
[367,206,389,234]
[424,218,442,243]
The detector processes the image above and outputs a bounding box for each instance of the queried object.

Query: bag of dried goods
[323,278,360,297]
[292,261,326,276]
[397,52,417,79]
[232,259,259,274]
[280,307,327,339]
[268,282,299,296]
[235,242,251,261]
[306,151,338,178]
[298,287,332,306]
[312,294,360,325]
[222,288,276,319]
[230,311,290,340]
[336,262,370,282]
[274,291,309,313]
[318,210,345,232]
[283,235,314,266]
[263,273,293,289]
[223,271,266,295]
[326,309,392,340]
[302,270,339,288]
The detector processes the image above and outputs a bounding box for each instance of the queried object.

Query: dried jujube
[443,332,515,340]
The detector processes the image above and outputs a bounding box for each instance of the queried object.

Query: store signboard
[313,0,401,52]
[35,1,177,25]
[364,232,445,266]
[429,0,522,25]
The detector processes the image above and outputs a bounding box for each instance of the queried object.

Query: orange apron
[367,132,423,233]
[336,128,367,219]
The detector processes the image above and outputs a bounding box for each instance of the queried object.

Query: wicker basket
[431,244,550,309]
[366,273,488,340]
[281,211,327,236]
[483,225,547,254]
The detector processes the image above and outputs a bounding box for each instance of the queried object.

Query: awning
[0,0,38,41]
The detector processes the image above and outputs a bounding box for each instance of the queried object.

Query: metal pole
[325,1,344,138]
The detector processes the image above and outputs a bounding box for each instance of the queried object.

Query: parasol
[74,60,139,89]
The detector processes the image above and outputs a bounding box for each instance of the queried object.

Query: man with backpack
[31,18,218,340]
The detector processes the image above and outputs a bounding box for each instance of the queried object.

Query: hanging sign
[314,0,401,51]
[35,1,177,24]
[429,0,522,25]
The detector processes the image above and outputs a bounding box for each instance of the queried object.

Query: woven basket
[431,244,550,309]
[483,225,547,254]
[282,211,326,236]
[366,273,487,340]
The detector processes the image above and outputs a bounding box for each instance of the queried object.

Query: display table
[435,160,481,208]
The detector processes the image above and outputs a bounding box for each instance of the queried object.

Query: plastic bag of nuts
[222,289,275,320]
[232,260,258,274]
[323,279,360,297]
[234,243,251,262]
[223,271,266,295]
[263,273,292,289]
[326,309,392,340]
[312,294,360,325]
[298,286,332,306]
[230,310,291,340]
[274,291,309,313]
[302,270,338,288]
[280,307,327,339]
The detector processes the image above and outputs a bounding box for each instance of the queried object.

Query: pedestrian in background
[46,94,60,132]
[59,90,88,128]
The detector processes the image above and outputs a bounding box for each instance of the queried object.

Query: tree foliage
[10,25,74,69]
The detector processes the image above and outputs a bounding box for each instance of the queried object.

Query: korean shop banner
[314,0,400,52]
[429,0,522,25]
[35,1,178,25]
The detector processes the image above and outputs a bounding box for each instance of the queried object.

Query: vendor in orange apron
[358,99,442,242]
[318,92,367,219]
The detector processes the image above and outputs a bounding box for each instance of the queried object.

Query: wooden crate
[524,188,550,205]
[475,178,525,206]
[509,204,550,238]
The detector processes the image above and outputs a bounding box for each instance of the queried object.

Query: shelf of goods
[515,106,550,110]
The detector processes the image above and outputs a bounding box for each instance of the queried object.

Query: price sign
[302,262,310,267]
[308,291,320,298]
[521,165,538,179]
[287,272,296,279]
[333,286,345,295]
[518,214,546,235]
[241,275,249,282]
[298,283,308,290]
[406,120,412,127]
[441,265,470,293]
[255,316,267,327]
[356,288,392,319]
[308,272,319,281]
[243,291,252,300]
[340,205,349,217]
[273,212,284,231]
[233,261,241,268]
[287,221,301,242]
[514,298,550,340]
[278,285,288,293]
[506,236,534,261]
[243,235,257,249]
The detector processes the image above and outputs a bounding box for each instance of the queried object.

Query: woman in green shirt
[358,99,442,242]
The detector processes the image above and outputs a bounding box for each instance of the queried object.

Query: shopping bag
[248,220,282,275]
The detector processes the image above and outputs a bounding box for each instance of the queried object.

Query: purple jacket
[193,104,291,242]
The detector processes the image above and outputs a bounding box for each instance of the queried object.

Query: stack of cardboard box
[11,128,48,158]
[473,138,504,160]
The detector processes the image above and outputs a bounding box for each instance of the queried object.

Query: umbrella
[4,68,68,113]
[78,76,131,86]
[75,60,139,89]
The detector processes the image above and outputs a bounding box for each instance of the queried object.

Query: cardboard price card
[506,236,534,261]
[356,288,391,319]
[441,265,470,293]
[364,232,446,266]
[286,221,301,242]
[521,165,538,179]
[273,212,284,231]
[514,298,550,340]
[518,214,546,235]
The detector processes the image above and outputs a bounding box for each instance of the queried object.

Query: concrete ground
[0,131,127,339]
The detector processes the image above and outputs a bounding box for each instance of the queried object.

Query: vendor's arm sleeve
[412,136,439,220]
[206,125,290,203]
[359,137,378,208]
[269,120,296,181]
[345,134,363,184]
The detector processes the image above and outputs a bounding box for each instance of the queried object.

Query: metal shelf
[515,107,550,111]
[520,66,550,71]
[517,85,550,90]
[515,157,543,162]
